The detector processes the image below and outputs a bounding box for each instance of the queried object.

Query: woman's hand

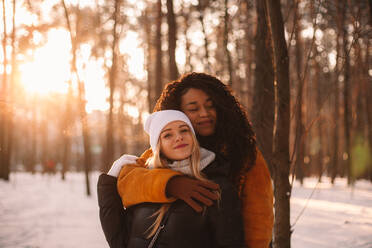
[107,154,138,177]
[166,176,220,212]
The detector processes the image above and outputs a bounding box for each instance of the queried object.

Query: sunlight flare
[19,29,71,95]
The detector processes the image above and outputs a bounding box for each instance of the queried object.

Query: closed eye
[187,108,198,112]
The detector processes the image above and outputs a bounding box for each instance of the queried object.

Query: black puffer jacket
[98,156,246,248]
[98,173,129,248]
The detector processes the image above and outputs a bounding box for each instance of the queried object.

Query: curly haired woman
[101,72,274,247]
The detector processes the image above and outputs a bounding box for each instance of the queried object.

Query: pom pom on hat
[144,110,195,152]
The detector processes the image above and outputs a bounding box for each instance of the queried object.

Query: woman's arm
[117,149,219,210]
[242,150,274,248]
[116,148,180,207]
[97,174,127,248]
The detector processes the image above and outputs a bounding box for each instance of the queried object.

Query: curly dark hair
[153,72,257,185]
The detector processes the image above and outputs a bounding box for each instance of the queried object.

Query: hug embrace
[98,72,274,248]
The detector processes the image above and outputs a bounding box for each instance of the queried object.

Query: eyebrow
[184,98,213,106]
[160,124,189,134]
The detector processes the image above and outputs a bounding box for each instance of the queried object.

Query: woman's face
[159,121,194,161]
[180,88,217,137]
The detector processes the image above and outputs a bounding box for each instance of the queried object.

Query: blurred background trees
[0,0,371,182]
[1,0,371,246]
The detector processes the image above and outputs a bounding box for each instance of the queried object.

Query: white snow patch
[0,173,371,248]
[290,177,372,248]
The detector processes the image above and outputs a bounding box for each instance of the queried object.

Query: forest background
[0,0,371,247]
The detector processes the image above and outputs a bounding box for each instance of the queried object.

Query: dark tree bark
[341,1,352,185]
[0,0,7,180]
[40,119,48,172]
[154,0,163,104]
[0,0,10,180]
[242,0,254,109]
[293,0,305,185]
[105,0,121,171]
[166,0,178,80]
[331,6,342,183]
[1,0,16,181]
[252,0,274,176]
[118,92,128,154]
[223,0,233,86]
[197,0,211,71]
[26,97,37,174]
[265,0,291,247]
[180,3,193,73]
[62,0,92,196]
[365,33,372,181]
[369,0,372,24]
[142,6,155,112]
[61,83,73,180]
[315,59,324,182]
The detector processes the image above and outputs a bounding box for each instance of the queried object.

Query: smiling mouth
[174,144,188,149]
[198,120,213,126]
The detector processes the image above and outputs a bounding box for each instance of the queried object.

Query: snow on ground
[290,177,372,248]
[0,172,371,248]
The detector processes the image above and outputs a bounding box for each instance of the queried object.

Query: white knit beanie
[144,110,195,152]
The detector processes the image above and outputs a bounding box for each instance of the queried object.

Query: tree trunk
[181,3,193,73]
[26,97,37,173]
[365,33,372,181]
[252,0,274,175]
[62,0,92,196]
[166,0,178,80]
[61,83,73,180]
[197,0,210,71]
[41,119,48,173]
[242,0,254,109]
[341,1,352,185]
[331,24,341,183]
[1,0,16,181]
[118,92,128,154]
[142,6,155,112]
[154,0,163,103]
[315,61,324,181]
[105,0,121,171]
[369,0,372,24]
[293,1,305,185]
[0,0,8,180]
[265,0,291,247]
[223,0,233,86]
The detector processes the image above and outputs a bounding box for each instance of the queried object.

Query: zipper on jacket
[148,224,165,248]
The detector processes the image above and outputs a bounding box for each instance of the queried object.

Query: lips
[198,120,213,126]
[174,144,188,149]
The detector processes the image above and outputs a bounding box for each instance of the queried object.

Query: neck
[197,134,217,152]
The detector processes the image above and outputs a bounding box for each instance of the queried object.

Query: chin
[171,152,192,161]
[198,130,215,137]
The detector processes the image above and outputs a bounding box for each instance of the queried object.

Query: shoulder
[247,149,271,179]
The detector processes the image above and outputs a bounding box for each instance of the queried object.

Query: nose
[175,132,183,142]
[199,106,208,117]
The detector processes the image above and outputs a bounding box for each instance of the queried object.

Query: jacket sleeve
[117,149,182,207]
[207,176,246,248]
[242,150,274,248]
[97,173,126,248]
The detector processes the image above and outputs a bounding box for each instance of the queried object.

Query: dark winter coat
[98,173,129,248]
[98,157,246,248]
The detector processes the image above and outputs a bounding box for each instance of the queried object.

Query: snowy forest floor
[0,172,371,248]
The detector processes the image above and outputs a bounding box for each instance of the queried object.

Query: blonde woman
[99,110,246,248]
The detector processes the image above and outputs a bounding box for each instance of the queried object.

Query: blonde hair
[145,129,218,238]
